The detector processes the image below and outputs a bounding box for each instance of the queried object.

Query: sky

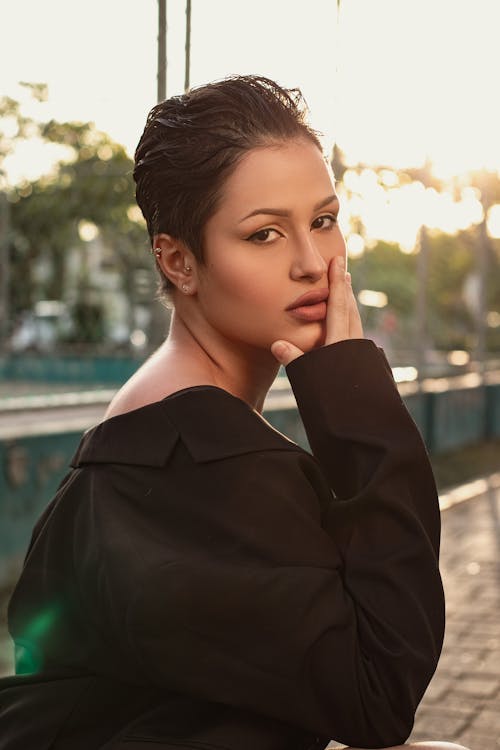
[1,0,500,247]
[2,0,500,177]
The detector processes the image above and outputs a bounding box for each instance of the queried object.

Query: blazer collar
[71,386,299,468]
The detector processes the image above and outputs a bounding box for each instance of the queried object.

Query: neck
[160,309,280,413]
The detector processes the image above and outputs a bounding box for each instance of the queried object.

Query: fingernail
[336,255,345,269]
[345,272,352,285]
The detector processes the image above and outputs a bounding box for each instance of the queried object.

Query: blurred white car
[9,301,72,352]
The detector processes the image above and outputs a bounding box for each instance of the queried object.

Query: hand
[271,255,364,367]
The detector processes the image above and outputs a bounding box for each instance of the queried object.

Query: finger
[271,340,304,367]
[325,254,349,345]
[347,273,364,338]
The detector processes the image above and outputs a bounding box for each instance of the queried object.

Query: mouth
[286,288,329,322]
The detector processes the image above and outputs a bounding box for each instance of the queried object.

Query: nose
[289,232,328,282]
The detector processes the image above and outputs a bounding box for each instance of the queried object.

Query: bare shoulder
[103,349,214,421]
[103,380,159,421]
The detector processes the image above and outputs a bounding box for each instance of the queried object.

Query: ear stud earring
[181,284,189,293]
[152,247,162,258]
[184,265,192,273]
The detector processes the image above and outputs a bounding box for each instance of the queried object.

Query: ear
[152,234,196,296]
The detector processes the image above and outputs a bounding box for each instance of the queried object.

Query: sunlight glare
[358,289,388,308]
[3,0,500,253]
[392,366,418,383]
[3,139,73,184]
[346,233,365,258]
[487,312,500,328]
[97,144,113,161]
[78,220,99,242]
[424,189,484,234]
[339,165,486,250]
[380,169,399,188]
[447,350,470,366]
[1,116,19,139]
[486,205,500,239]
[127,205,145,225]
[342,169,360,192]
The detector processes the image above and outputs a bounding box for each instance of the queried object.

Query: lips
[286,287,329,322]
[286,288,329,311]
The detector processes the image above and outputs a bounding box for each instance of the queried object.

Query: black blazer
[0,340,444,750]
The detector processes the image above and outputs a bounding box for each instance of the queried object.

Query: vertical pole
[474,178,491,380]
[415,224,431,446]
[0,193,10,354]
[416,225,429,381]
[476,202,490,442]
[477,217,489,380]
[157,0,167,103]
[184,0,192,92]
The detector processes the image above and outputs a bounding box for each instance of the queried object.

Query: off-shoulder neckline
[73,383,301,468]
[101,384,253,426]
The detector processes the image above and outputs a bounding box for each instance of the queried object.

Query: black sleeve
[94,339,443,748]
[286,338,444,740]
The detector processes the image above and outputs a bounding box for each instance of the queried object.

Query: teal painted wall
[1,380,499,583]
[0,355,142,384]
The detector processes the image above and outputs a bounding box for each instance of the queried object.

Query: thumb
[271,340,304,367]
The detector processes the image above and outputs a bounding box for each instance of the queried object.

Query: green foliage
[348,230,500,353]
[1,86,151,341]
[3,116,500,353]
[350,241,417,315]
[68,301,105,344]
[334,143,500,355]
[426,230,475,349]
[331,143,347,183]
[469,169,500,206]
[19,82,49,102]
[348,241,415,344]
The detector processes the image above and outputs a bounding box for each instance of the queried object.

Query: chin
[292,322,326,353]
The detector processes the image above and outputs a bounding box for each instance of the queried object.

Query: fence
[1,365,499,587]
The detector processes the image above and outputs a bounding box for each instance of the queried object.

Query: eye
[311,214,337,230]
[246,227,283,244]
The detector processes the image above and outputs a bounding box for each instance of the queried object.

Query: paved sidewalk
[409,475,500,749]
[332,473,500,749]
[326,475,500,750]
[2,476,500,748]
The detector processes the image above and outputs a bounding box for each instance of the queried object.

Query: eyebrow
[238,194,339,223]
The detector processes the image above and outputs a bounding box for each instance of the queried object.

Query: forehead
[217,139,335,216]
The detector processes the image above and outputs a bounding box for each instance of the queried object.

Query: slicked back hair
[133,75,322,298]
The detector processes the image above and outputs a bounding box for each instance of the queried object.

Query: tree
[1,85,154,346]
[332,143,500,357]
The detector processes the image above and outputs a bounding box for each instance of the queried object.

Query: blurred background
[1,0,500,695]
[1,0,500,372]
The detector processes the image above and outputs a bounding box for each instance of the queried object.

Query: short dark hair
[133,74,322,298]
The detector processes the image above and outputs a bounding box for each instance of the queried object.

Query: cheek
[204,253,282,307]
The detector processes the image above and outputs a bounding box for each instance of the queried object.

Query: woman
[0,76,463,750]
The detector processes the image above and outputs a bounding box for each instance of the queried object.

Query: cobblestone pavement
[2,476,500,749]
[409,477,500,750]
[327,474,500,750]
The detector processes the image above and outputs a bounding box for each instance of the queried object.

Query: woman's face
[196,138,346,355]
